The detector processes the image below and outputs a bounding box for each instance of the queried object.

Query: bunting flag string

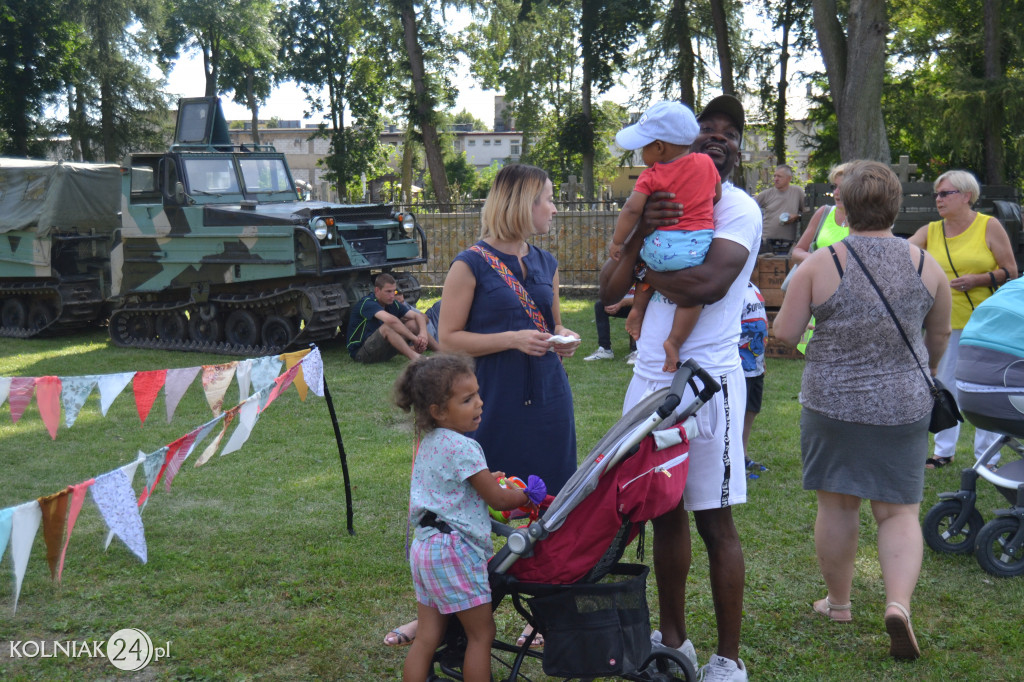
[0,348,321,440]
[0,346,329,613]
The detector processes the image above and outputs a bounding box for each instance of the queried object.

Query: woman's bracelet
[1001,266,1011,281]
[989,271,998,288]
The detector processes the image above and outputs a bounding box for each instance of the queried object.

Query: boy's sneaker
[625,350,638,365]
[650,630,698,674]
[584,347,614,361]
[698,654,747,682]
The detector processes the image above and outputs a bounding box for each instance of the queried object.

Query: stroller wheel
[923,500,985,555]
[974,517,1024,577]
[641,649,697,681]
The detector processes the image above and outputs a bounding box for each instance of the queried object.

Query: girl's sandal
[813,596,853,623]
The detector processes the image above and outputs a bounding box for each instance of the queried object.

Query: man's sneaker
[625,350,638,365]
[650,630,698,674]
[584,347,614,361]
[698,654,747,682]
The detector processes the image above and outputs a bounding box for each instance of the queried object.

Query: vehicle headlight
[312,218,329,241]
[396,212,416,237]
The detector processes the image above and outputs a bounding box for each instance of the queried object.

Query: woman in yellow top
[908,170,1018,468]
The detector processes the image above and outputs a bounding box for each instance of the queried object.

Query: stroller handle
[659,359,722,419]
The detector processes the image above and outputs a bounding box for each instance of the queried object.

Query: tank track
[108,283,348,356]
[0,279,105,338]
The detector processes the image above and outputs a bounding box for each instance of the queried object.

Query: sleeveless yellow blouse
[925,213,997,329]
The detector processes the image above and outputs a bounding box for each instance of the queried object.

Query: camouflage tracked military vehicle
[1,96,427,355]
[0,159,121,337]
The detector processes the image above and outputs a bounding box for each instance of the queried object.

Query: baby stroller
[923,277,1024,577]
[427,359,721,682]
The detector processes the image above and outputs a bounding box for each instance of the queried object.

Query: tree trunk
[709,0,734,95]
[773,0,792,164]
[400,1,451,209]
[247,68,261,147]
[982,0,1004,184]
[672,0,696,107]
[402,128,415,204]
[812,0,890,161]
[580,1,596,202]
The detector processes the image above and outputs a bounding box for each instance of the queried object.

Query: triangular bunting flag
[8,377,35,424]
[194,411,234,467]
[91,468,147,563]
[57,480,94,583]
[162,429,202,493]
[201,363,237,416]
[10,500,42,612]
[133,370,167,424]
[250,355,283,394]
[235,359,253,401]
[301,347,325,397]
[61,375,99,429]
[35,376,62,440]
[98,372,136,416]
[104,457,144,550]
[262,363,302,411]
[280,349,312,401]
[138,447,170,508]
[164,366,201,423]
[220,398,260,456]
[37,489,70,580]
[0,506,13,565]
[0,376,11,408]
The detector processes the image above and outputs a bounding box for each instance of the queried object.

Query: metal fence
[399,200,619,296]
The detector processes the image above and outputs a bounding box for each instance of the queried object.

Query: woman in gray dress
[774,161,952,660]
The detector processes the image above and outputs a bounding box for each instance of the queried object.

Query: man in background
[755,164,804,247]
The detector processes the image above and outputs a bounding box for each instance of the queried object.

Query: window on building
[468,140,476,147]
[483,139,491,146]
[511,142,520,155]
[494,139,502,146]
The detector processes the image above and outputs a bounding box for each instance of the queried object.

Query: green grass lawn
[1,298,1022,681]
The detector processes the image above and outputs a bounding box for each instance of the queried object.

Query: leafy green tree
[391,0,462,209]
[751,0,815,164]
[278,0,391,200]
[451,109,488,131]
[62,0,169,162]
[219,0,279,146]
[887,0,1024,185]
[0,0,79,156]
[444,152,479,199]
[160,0,275,98]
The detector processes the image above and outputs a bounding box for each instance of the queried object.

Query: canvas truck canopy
[0,158,122,236]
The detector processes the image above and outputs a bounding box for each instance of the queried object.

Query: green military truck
[0,97,427,354]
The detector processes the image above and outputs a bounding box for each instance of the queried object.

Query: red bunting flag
[35,376,62,440]
[133,370,167,424]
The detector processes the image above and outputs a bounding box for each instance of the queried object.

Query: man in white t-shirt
[599,94,761,682]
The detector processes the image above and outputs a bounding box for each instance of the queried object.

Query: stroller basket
[528,563,650,677]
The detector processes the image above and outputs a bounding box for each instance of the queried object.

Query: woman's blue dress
[453,241,577,494]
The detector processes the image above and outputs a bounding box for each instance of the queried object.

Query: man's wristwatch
[633,261,648,282]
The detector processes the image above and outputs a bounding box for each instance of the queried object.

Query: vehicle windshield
[182,158,241,194]
[238,157,295,195]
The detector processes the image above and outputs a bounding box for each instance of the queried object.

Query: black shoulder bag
[844,240,963,433]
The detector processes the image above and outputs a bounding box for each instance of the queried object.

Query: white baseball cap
[615,101,700,150]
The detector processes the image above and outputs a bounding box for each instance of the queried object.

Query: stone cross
[564,175,579,202]
[891,155,919,182]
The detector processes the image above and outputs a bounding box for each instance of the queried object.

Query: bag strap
[469,245,550,334]
[940,220,977,310]
[843,240,937,393]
